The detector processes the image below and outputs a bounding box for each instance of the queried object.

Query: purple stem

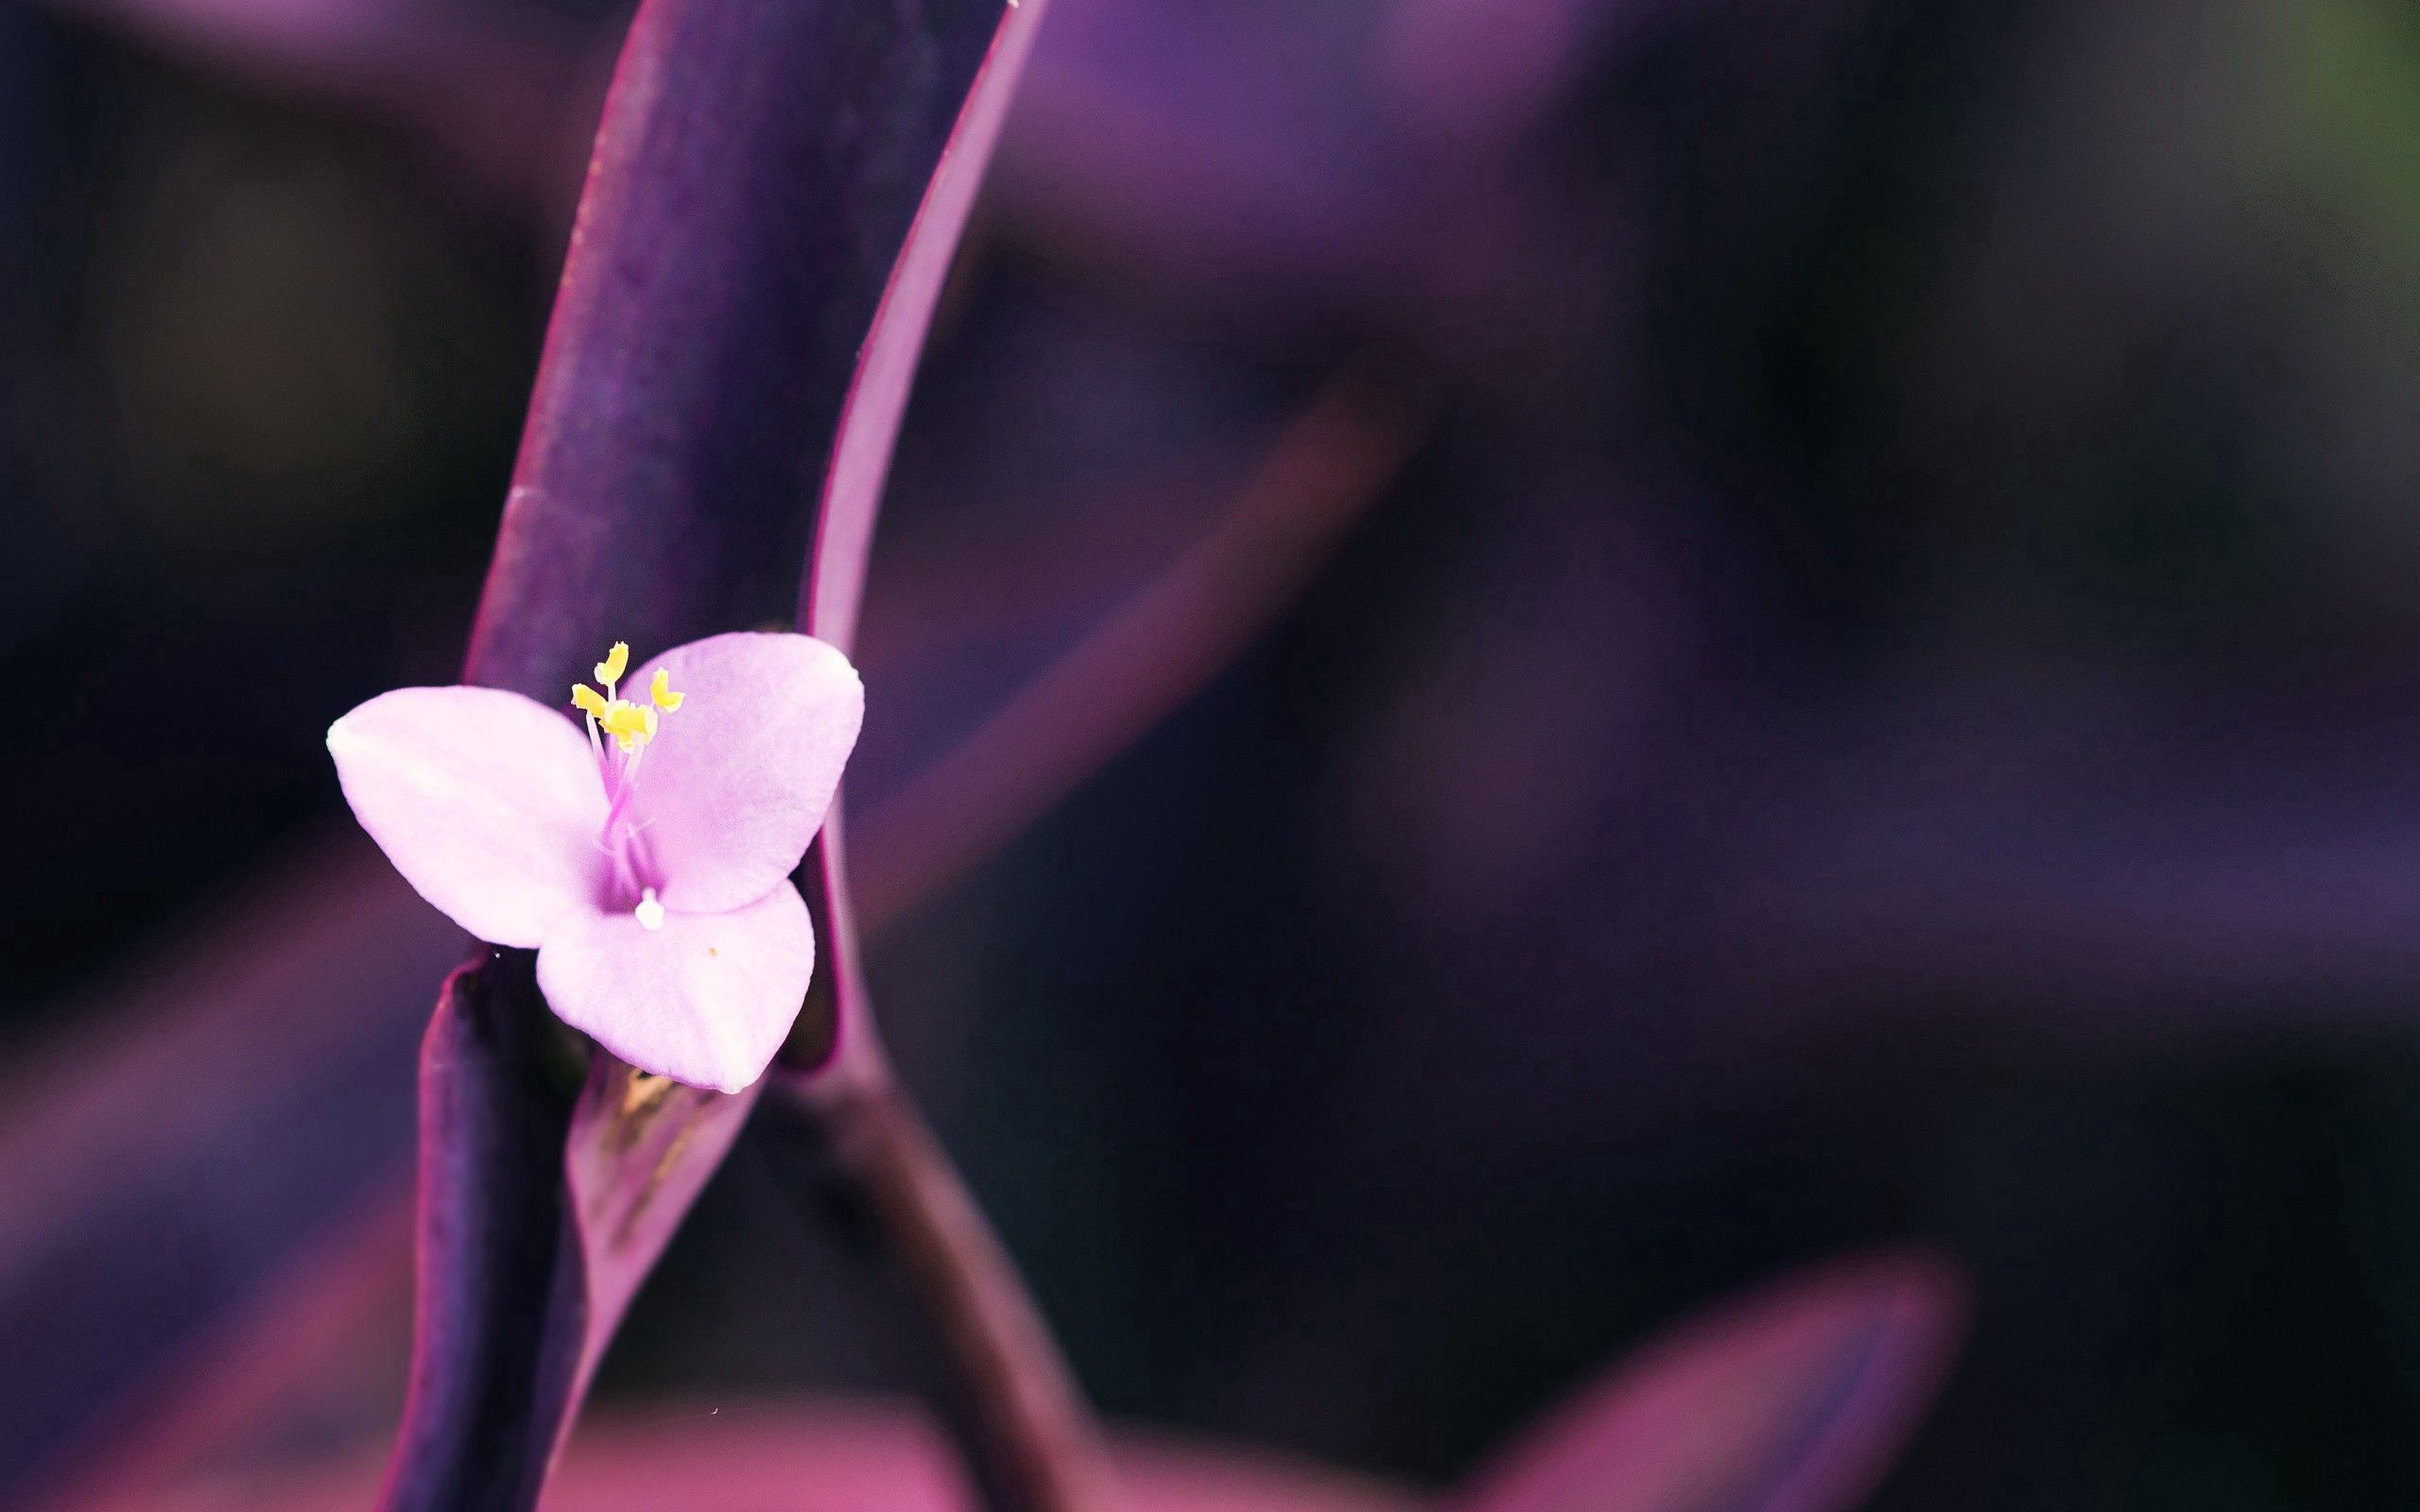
[778,368,1421,1512]
[752,1,1115,1498]
[786,1063,1120,1512]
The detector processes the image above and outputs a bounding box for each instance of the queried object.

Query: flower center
[570,641,686,928]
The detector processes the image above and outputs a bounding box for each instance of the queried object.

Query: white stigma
[635,887,666,932]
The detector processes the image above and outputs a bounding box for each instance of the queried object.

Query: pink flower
[327,632,863,1092]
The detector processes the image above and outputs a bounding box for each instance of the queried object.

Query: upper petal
[535,882,815,1092]
[626,632,863,913]
[327,685,607,948]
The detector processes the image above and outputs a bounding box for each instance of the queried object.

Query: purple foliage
[0,0,2030,1507]
[376,0,1032,1503]
[1453,1253,1965,1512]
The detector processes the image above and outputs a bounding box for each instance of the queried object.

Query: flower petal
[327,686,607,948]
[536,883,814,1092]
[627,632,864,913]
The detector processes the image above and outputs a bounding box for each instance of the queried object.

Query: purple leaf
[1695,685,2420,1046]
[13,1139,415,1512]
[779,0,1053,1075]
[23,1194,413,1512]
[558,1060,759,1374]
[994,0,1639,341]
[0,845,452,1507]
[1451,1251,1965,1512]
[378,0,1038,1506]
[851,368,1424,929]
[465,1,1009,699]
[543,1405,1425,1512]
[381,957,584,1512]
[0,348,1393,1507]
[59,1401,1425,1512]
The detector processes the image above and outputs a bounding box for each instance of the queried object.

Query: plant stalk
[794,1069,1119,1512]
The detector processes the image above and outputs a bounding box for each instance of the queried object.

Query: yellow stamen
[579,642,680,753]
[600,698,656,752]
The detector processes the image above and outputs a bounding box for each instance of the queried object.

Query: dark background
[8,0,2420,1507]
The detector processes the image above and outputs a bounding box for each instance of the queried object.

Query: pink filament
[593,735,659,909]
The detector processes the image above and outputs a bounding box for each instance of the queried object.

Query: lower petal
[535,885,815,1093]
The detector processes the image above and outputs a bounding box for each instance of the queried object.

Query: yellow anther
[577,644,671,755]
[600,698,655,752]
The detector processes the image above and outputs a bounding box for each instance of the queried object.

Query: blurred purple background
[8,0,2420,1506]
